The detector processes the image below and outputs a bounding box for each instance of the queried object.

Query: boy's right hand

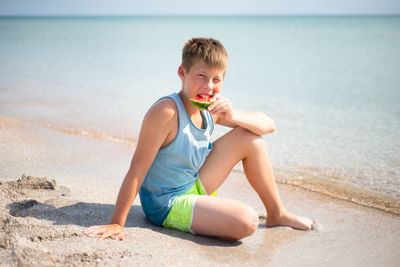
[84,224,125,241]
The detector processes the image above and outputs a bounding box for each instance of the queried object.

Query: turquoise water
[0,16,399,204]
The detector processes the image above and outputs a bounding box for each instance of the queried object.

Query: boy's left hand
[208,94,234,122]
[84,224,126,241]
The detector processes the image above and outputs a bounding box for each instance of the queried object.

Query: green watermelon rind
[190,98,213,110]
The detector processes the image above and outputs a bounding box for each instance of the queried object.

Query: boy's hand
[208,94,234,121]
[84,224,125,241]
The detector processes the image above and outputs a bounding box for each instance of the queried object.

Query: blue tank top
[139,92,214,226]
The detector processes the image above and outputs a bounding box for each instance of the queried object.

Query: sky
[0,0,400,16]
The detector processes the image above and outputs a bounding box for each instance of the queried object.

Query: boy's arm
[84,99,177,240]
[210,94,275,135]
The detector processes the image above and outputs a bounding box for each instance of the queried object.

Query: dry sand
[1,116,399,266]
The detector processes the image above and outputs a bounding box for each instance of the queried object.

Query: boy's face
[178,60,225,100]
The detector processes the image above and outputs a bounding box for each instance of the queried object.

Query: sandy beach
[1,116,399,266]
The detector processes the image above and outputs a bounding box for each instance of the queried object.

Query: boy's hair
[182,38,228,75]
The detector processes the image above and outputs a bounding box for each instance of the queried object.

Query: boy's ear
[178,65,185,80]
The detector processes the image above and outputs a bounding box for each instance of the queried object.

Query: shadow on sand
[7,199,242,247]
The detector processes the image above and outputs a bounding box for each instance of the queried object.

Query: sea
[0,16,399,213]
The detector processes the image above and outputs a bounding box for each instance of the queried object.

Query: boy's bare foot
[266,211,313,230]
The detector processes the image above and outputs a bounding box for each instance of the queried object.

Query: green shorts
[162,179,216,234]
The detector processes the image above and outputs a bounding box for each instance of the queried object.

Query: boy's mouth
[197,93,213,100]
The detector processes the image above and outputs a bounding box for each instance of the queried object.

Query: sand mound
[0,175,139,266]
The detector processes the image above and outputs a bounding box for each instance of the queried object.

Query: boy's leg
[192,195,259,240]
[193,127,312,239]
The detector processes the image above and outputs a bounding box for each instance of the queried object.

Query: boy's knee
[235,127,265,149]
[234,206,259,239]
[245,207,259,236]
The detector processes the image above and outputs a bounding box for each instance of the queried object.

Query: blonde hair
[182,38,228,74]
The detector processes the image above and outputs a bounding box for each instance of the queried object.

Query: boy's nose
[205,79,214,89]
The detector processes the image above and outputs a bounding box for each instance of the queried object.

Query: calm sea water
[0,16,399,208]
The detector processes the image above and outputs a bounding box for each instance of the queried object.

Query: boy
[84,38,312,241]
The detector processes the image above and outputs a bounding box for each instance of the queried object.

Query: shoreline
[2,116,398,215]
[0,115,399,266]
[275,169,400,215]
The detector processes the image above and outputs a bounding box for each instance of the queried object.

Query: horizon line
[1,13,399,18]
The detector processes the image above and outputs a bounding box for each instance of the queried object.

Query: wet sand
[0,116,399,266]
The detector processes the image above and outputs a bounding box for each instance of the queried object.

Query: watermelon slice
[190,96,213,110]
